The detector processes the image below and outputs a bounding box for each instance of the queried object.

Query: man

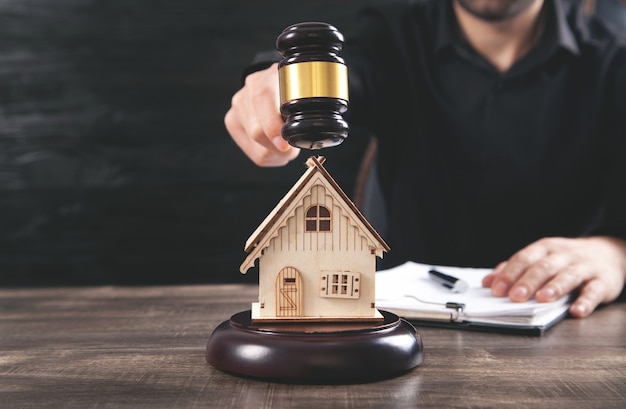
[224,0,626,318]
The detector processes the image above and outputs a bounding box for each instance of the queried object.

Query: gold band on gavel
[279,61,349,104]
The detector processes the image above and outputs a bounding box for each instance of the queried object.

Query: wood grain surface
[1,285,625,408]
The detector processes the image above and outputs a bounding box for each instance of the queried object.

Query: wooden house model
[240,156,390,322]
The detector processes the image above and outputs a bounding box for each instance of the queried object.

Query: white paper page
[375,261,570,318]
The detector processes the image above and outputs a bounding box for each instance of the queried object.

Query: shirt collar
[434,0,580,57]
[552,0,579,56]
[434,0,458,54]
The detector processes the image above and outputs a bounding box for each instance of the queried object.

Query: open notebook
[375,262,571,335]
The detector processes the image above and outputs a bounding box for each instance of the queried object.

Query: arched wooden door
[275,267,303,317]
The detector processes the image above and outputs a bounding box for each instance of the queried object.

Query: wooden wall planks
[0,0,386,285]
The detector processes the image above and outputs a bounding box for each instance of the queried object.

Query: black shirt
[344,0,626,268]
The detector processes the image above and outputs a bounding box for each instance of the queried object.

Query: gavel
[276,22,349,150]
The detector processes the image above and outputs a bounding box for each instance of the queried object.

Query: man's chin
[455,0,539,22]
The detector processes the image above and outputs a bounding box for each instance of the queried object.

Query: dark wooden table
[1,284,625,408]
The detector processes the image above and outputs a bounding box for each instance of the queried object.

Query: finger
[507,253,571,302]
[490,241,550,297]
[535,263,585,302]
[230,86,280,154]
[226,83,300,167]
[569,279,606,318]
[245,64,290,152]
[249,83,286,151]
[225,107,266,156]
[225,109,295,167]
[482,261,506,288]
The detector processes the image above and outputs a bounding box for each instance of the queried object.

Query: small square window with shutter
[319,272,360,299]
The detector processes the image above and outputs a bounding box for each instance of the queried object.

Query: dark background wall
[0,0,386,286]
[4,1,623,287]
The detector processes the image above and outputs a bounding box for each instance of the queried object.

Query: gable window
[305,205,331,232]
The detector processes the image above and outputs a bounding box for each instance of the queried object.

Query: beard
[455,0,540,21]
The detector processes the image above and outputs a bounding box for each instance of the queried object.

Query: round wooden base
[206,310,424,383]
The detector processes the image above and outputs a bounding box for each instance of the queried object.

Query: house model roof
[240,156,390,274]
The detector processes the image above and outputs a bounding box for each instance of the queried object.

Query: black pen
[428,269,469,293]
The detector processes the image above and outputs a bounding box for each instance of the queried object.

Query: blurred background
[0,0,387,286]
[1,1,624,287]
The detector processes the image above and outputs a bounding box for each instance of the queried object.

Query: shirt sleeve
[239,50,281,86]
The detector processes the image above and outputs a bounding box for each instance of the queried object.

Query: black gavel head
[276,22,349,150]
